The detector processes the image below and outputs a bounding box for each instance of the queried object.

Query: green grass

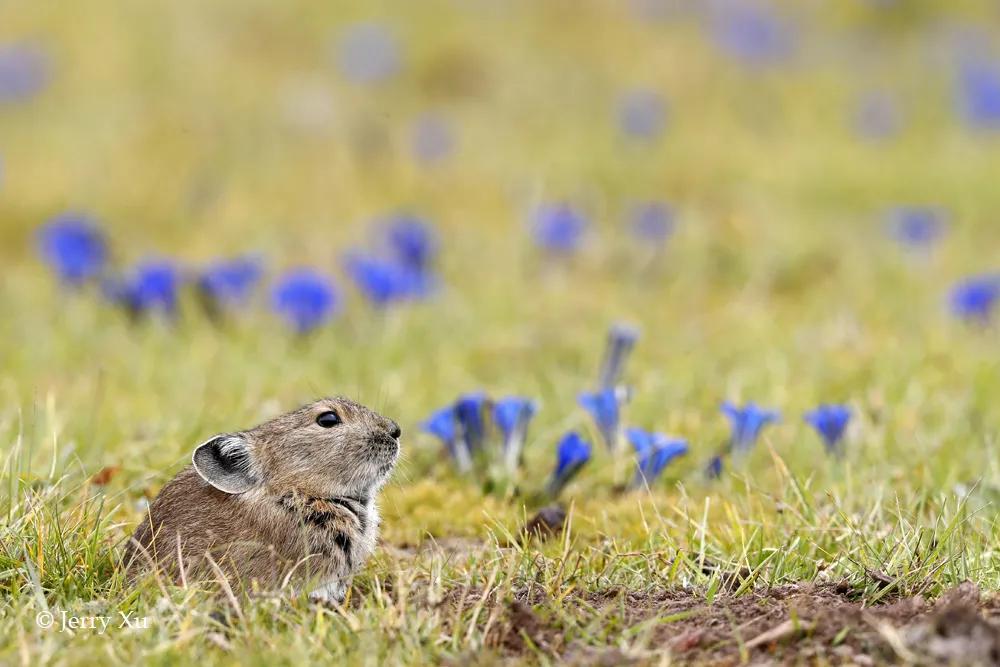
[3,0,1000,664]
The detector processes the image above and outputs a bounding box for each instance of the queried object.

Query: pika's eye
[316,411,341,428]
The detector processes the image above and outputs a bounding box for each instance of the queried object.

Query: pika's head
[192,397,401,500]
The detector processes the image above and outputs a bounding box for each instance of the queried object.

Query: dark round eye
[316,411,341,428]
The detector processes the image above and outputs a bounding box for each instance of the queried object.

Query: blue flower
[705,455,724,480]
[885,207,946,249]
[627,428,688,488]
[197,255,263,315]
[710,1,795,67]
[383,215,438,273]
[454,392,489,454]
[411,114,454,165]
[721,401,780,453]
[271,269,339,334]
[36,213,108,286]
[853,91,901,141]
[343,253,414,307]
[0,43,49,103]
[618,89,667,141]
[804,404,852,456]
[532,204,587,255]
[597,323,640,390]
[629,202,675,244]
[336,22,401,85]
[104,260,180,319]
[422,405,471,473]
[956,56,1000,130]
[493,396,538,473]
[949,274,1000,323]
[579,387,626,451]
[546,431,592,497]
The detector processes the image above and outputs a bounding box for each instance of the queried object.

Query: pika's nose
[388,421,402,439]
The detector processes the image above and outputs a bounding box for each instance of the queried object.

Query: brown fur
[125,397,400,601]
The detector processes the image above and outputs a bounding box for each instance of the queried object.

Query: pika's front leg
[309,577,348,606]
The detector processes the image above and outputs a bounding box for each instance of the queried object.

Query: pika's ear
[192,434,260,494]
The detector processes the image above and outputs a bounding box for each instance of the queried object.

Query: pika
[125,397,401,604]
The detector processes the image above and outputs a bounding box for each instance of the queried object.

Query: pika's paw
[309,580,347,608]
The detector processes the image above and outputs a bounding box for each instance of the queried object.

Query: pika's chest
[274,494,378,564]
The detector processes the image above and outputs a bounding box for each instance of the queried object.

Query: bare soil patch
[489,582,1000,665]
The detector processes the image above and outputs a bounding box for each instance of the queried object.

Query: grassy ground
[3,1,1000,664]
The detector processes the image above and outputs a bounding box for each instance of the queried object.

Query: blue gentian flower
[804,404,852,456]
[853,90,901,141]
[343,253,413,307]
[411,114,454,164]
[956,56,1000,130]
[629,202,675,244]
[597,323,640,390]
[104,260,180,319]
[628,429,689,489]
[546,431,592,497]
[706,454,724,479]
[710,1,795,67]
[454,392,489,454]
[384,215,438,273]
[532,204,588,255]
[422,405,471,473]
[0,43,49,103]
[271,269,339,334]
[618,89,667,141]
[886,207,946,249]
[493,396,538,473]
[197,255,263,315]
[721,401,780,453]
[336,22,401,85]
[579,387,626,451]
[37,213,108,286]
[949,274,1000,323]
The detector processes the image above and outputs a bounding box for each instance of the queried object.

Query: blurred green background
[2,0,1000,531]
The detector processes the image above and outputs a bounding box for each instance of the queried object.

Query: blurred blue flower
[956,56,1000,130]
[104,260,180,319]
[384,215,438,273]
[336,22,401,85]
[629,202,675,244]
[618,89,668,141]
[597,322,640,390]
[885,206,946,249]
[493,396,537,473]
[853,91,901,141]
[721,401,780,453]
[710,1,795,67]
[627,428,689,488]
[0,43,49,103]
[706,454,724,479]
[949,274,1000,323]
[546,431,592,497]
[579,387,626,451]
[455,392,489,454]
[37,213,108,286]
[411,114,454,164]
[197,255,263,315]
[804,404,852,456]
[271,269,339,334]
[422,405,472,473]
[343,253,417,307]
[532,204,588,255]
